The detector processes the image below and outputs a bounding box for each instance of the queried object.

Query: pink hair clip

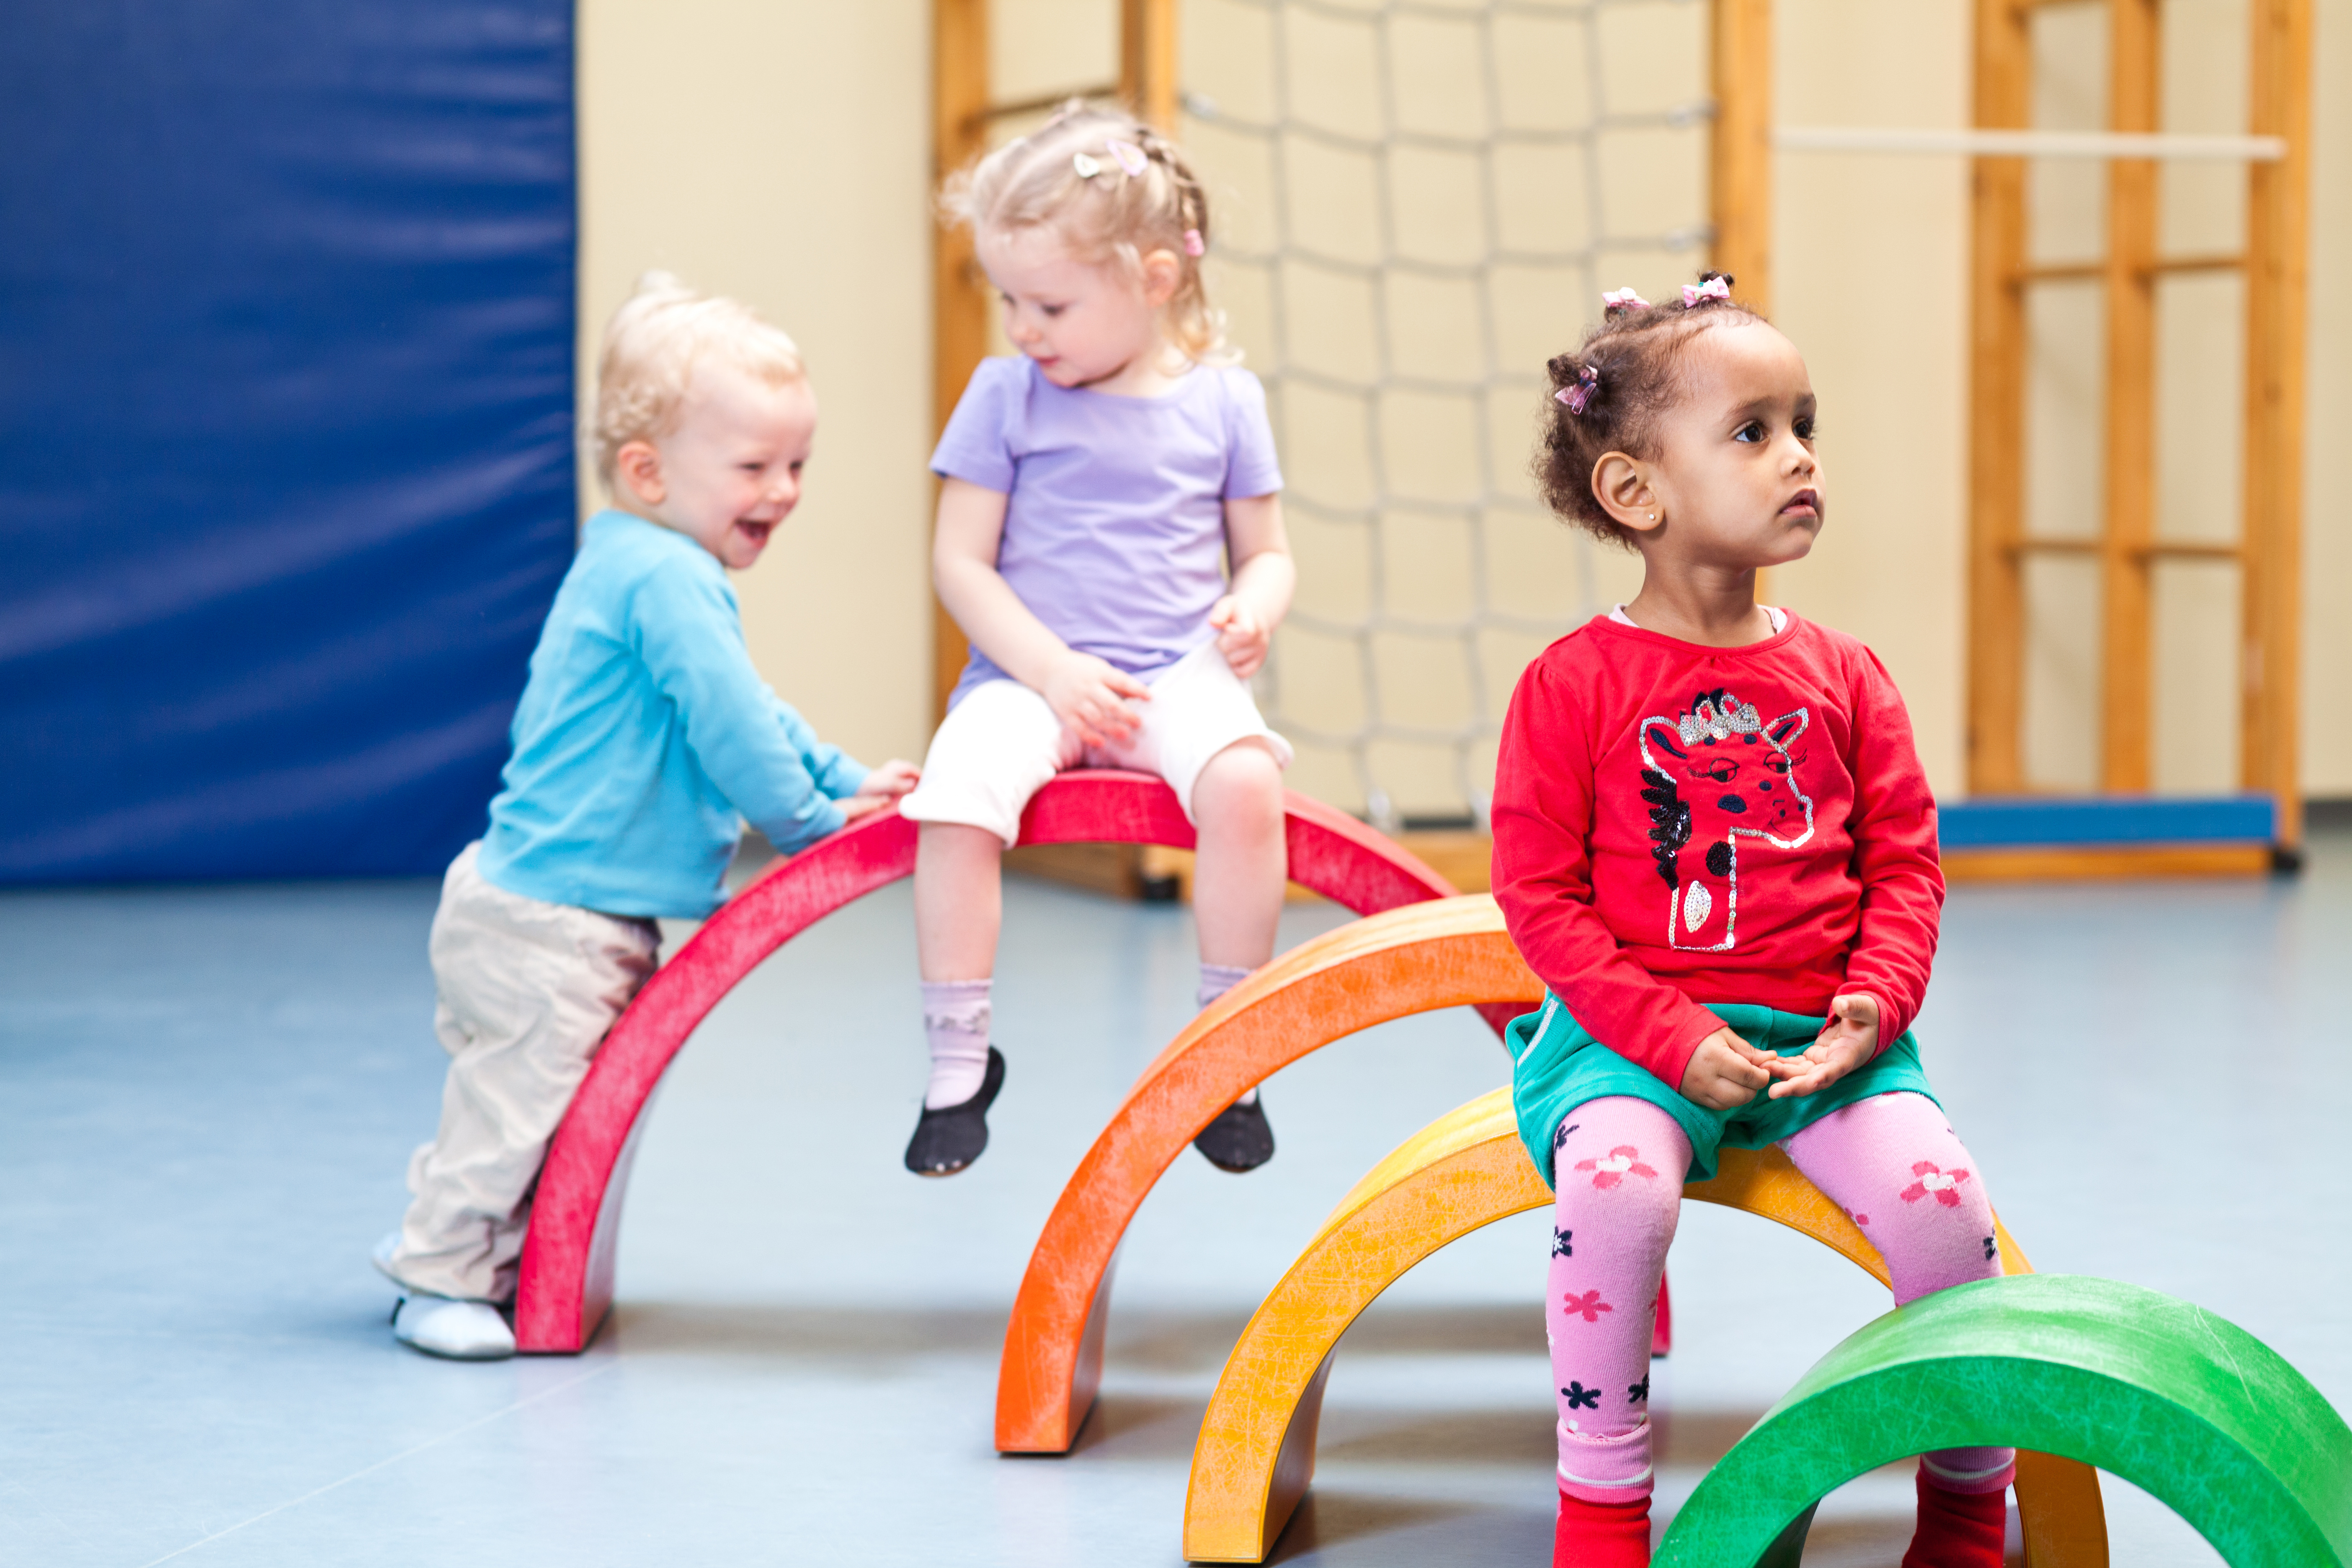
[1107,139,1150,177]
[1602,286,1651,313]
[1183,228,1206,257]
[1555,364,1600,414]
[1682,276,1732,307]
[1072,152,1102,178]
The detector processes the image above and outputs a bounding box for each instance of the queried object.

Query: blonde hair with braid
[942,102,1232,366]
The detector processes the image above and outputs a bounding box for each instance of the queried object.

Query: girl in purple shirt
[896,103,1296,1177]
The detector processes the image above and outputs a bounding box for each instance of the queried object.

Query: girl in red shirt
[1493,277,2009,1567]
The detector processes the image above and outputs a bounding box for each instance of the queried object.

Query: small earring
[1648,511,1658,522]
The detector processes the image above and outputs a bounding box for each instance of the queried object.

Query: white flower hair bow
[1602,287,1651,312]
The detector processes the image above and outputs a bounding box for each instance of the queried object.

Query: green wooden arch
[1657,1274,2352,1568]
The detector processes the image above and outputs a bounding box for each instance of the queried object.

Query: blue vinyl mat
[1938,794,2276,849]
[0,3,576,883]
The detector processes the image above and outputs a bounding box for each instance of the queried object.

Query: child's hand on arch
[1768,994,1880,1099]
[1679,1026,1776,1110]
[1045,651,1151,748]
[1209,595,1270,678]
[840,759,922,822]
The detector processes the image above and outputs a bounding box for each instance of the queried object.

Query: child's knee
[1549,1099,1689,1238]
[1786,1093,2004,1302]
[1190,740,1284,825]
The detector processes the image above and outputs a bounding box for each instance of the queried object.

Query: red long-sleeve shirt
[1491,612,1943,1092]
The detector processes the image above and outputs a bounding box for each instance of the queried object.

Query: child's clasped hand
[1767,992,1879,1099]
[1677,1026,1777,1109]
[1678,992,1880,1108]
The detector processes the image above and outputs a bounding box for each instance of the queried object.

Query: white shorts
[899,641,1294,846]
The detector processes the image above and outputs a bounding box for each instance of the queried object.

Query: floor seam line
[130,1359,620,1567]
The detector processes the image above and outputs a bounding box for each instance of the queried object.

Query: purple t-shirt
[930,355,1284,706]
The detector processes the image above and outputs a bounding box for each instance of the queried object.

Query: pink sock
[1781,1092,2015,1492]
[1545,1096,1690,1502]
[920,978,991,1109]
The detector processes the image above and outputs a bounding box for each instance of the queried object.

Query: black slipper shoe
[1193,1094,1275,1173]
[905,1047,1005,1177]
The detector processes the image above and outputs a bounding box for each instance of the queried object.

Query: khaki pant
[387,843,660,1302]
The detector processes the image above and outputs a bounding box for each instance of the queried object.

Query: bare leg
[914,821,1003,982]
[1186,741,1287,1163]
[1189,740,1287,970]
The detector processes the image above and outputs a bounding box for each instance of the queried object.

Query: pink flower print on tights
[1560,1289,1614,1323]
[1899,1161,1973,1207]
[1571,1145,1658,1189]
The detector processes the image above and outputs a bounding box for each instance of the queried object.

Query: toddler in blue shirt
[375,273,918,1359]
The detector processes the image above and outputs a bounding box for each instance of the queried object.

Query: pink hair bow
[1602,286,1651,312]
[1183,228,1206,257]
[1555,364,1600,414]
[1682,276,1731,307]
[1107,139,1150,177]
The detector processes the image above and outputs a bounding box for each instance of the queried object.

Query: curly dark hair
[1532,272,1768,547]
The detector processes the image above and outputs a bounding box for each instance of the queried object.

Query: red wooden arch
[512,769,1486,1352]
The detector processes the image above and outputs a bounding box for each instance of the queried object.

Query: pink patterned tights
[1545,1091,2015,1505]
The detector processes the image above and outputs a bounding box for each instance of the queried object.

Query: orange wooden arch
[994,895,1544,1451]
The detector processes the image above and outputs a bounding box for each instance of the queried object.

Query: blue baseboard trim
[1937,794,2276,849]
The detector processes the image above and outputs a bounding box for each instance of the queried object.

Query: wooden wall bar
[1710,0,1774,311]
[2099,0,2159,792]
[1967,0,2032,796]
[1968,0,2307,856]
[2241,0,2313,851]
[931,0,991,720]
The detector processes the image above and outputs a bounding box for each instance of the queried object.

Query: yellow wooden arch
[1181,1088,2107,1564]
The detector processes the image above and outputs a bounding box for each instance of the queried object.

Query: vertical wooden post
[1121,0,1180,129]
[1709,0,1773,313]
[932,0,991,719]
[1967,0,2031,796]
[2241,0,2311,850]
[2099,0,2161,792]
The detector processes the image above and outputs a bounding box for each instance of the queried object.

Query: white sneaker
[375,1231,515,1360]
[392,1293,516,1360]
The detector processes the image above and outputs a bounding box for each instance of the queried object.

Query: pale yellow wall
[576,0,936,771]
[576,0,2348,805]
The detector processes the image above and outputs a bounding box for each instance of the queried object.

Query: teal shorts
[1508,995,1942,1189]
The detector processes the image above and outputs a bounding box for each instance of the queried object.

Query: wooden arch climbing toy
[512,769,1469,1354]
[993,895,1542,1453]
[1661,1274,2350,1567]
[1179,1088,2108,1565]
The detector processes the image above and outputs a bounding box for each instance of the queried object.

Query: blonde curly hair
[941,102,1232,366]
[588,272,805,487]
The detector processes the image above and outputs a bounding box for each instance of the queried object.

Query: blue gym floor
[5,835,2348,1565]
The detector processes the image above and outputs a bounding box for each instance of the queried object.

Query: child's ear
[614,440,665,507]
[1140,248,1182,308]
[1591,451,1660,538]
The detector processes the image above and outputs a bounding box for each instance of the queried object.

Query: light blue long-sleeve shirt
[476,510,868,919]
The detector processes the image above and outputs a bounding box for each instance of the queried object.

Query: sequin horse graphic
[1636,689,1814,951]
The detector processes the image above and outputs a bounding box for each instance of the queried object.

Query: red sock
[1901,1469,2007,1568]
[1554,1487,1650,1568]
